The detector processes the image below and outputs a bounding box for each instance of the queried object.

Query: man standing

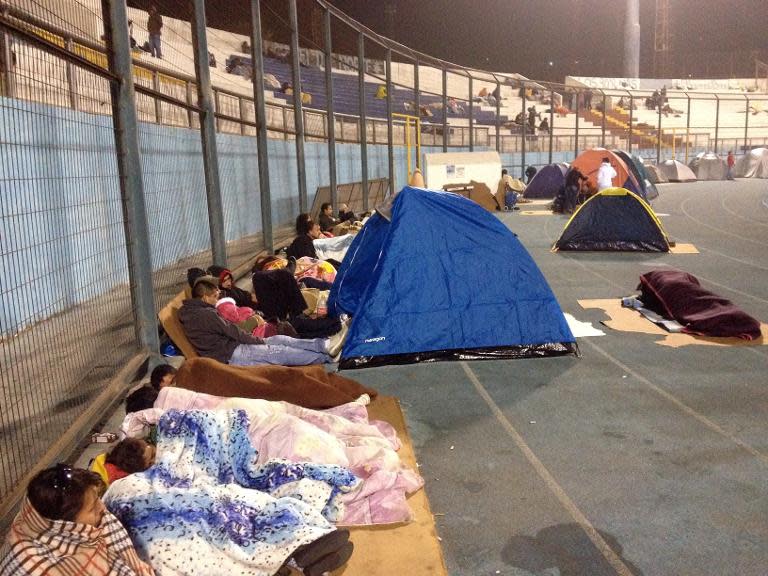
[726,150,735,180]
[147,5,163,59]
[597,157,617,191]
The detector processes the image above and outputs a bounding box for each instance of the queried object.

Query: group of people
[0,209,370,575]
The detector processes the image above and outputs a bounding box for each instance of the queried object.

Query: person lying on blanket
[105,409,356,576]
[0,465,154,576]
[179,277,346,365]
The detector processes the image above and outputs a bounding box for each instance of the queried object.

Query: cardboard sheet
[668,243,699,254]
[578,299,768,348]
[337,396,448,575]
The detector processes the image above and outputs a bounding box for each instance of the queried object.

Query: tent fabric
[552,187,670,252]
[524,163,569,199]
[659,159,697,182]
[734,147,768,178]
[613,150,658,201]
[645,164,668,184]
[571,148,642,196]
[329,186,577,369]
[689,152,727,180]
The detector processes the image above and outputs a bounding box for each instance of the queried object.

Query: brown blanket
[174,357,378,409]
[638,269,762,340]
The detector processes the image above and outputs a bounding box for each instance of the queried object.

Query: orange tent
[570,148,642,195]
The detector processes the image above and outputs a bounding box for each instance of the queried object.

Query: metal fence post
[249,0,273,253]
[0,30,16,98]
[685,93,691,162]
[358,32,368,212]
[744,97,750,153]
[548,87,554,164]
[413,58,420,123]
[600,91,606,147]
[628,91,634,154]
[442,68,448,151]
[656,98,662,163]
[520,82,526,176]
[190,0,226,265]
[152,71,162,124]
[64,37,78,110]
[238,97,246,135]
[468,75,474,152]
[713,94,720,154]
[324,8,337,210]
[386,48,394,194]
[185,80,194,127]
[574,89,580,157]
[288,0,307,211]
[495,79,501,153]
[100,0,159,354]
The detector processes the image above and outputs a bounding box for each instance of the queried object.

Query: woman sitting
[286,214,320,260]
[0,464,154,575]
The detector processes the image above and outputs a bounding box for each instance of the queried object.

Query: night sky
[138,0,768,81]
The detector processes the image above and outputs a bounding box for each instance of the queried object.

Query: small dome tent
[552,188,670,252]
[329,186,577,369]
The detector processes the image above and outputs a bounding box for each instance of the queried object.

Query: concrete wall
[0,98,420,335]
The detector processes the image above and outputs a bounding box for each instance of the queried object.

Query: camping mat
[668,243,699,254]
[578,299,768,348]
[339,395,448,576]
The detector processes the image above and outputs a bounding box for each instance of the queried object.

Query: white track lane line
[460,361,637,576]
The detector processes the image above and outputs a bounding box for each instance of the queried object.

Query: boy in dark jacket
[178,278,344,365]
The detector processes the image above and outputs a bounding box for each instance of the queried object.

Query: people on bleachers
[178,277,341,365]
[375,85,387,99]
[147,5,162,59]
[584,89,593,110]
[597,157,617,191]
[538,117,550,133]
[318,202,339,233]
[0,465,154,576]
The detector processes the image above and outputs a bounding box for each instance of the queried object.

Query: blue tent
[524,163,569,199]
[552,187,670,252]
[329,186,577,369]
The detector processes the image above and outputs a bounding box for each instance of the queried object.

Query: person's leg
[265,335,329,355]
[230,343,329,366]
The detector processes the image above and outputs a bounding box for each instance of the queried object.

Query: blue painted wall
[0,99,425,335]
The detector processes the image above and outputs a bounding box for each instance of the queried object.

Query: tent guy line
[581,339,768,467]
[459,361,636,576]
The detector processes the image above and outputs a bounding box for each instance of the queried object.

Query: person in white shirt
[597,157,617,191]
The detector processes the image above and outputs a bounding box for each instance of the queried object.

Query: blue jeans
[230,335,330,366]
[149,34,162,58]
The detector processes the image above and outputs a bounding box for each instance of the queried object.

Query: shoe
[303,542,354,576]
[326,320,350,358]
[353,393,371,406]
[292,530,350,568]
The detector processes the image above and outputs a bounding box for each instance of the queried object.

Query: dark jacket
[221,285,256,309]
[318,213,338,232]
[178,299,264,363]
[286,234,317,260]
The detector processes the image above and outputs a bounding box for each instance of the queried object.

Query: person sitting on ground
[179,278,344,365]
[318,202,339,233]
[208,265,259,309]
[104,438,156,485]
[499,169,519,210]
[0,465,154,576]
[525,165,538,184]
[338,203,357,223]
[286,217,321,260]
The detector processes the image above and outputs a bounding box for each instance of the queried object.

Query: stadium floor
[352,179,768,576]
